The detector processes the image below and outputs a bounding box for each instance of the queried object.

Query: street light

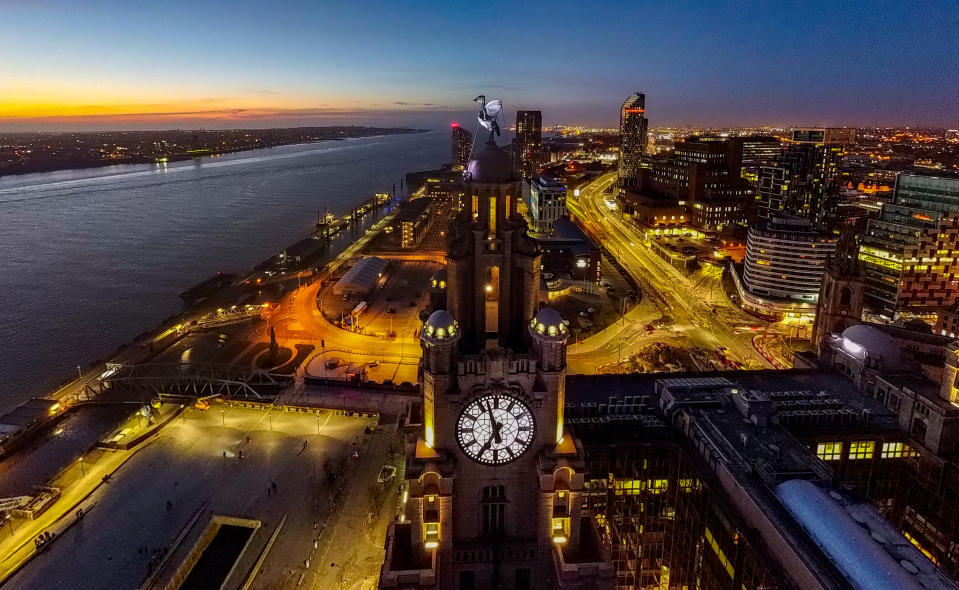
[221,409,225,427]
[78,457,86,477]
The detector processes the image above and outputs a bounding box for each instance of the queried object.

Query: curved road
[567,173,772,370]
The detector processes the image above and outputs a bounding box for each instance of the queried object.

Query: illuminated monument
[379,97,612,589]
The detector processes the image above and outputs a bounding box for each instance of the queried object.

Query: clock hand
[492,421,503,444]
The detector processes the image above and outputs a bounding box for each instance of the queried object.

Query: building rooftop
[776,479,957,590]
[394,197,431,223]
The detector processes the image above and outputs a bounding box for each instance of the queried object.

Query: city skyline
[2,0,957,131]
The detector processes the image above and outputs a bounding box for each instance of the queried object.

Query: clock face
[456,394,535,465]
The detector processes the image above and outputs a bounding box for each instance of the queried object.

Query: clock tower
[380,131,612,589]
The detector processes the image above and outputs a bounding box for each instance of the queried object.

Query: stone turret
[529,307,569,372]
[421,309,460,375]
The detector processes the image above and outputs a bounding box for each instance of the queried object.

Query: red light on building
[624,109,645,114]
[451,122,459,128]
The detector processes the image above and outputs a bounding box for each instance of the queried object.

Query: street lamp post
[221,409,225,427]
[78,457,86,477]
[77,365,83,379]
[268,412,273,431]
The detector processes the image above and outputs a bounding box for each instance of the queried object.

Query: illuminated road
[567,173,772,371]
[255,209,424,384]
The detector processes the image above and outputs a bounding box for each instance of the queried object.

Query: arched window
[839,287,852,306]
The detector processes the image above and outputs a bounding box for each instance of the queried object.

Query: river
[0,131,448,414]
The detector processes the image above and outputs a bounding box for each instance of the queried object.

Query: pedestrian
[313,539,318,550]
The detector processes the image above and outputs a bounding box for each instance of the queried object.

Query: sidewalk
[306,423,397,589]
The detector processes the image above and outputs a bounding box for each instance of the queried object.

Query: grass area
[235,342,270,366]
[274,344,315,375]
[208,339,252,364]
[254,347,293,370]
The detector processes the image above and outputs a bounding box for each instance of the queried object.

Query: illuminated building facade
[513,110,542,177]
[618,93,648,189]
[739,135,782,183]
[649,136,753,231]
[451,123,473,171]
[742,217,837,301]
[755,128,853,224]
[523,176,567,233]
[859,174,959,320]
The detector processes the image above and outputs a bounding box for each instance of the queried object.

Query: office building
[390,198,432,249]
[618,93,647,189]
[640,136,753,231]
[859,174,959,321]
[755,128,854,225]
[523,176,567,233]
[513,110,542,177]
[451,123,472,171]
[739,135,782,183]
[735,216,837,319]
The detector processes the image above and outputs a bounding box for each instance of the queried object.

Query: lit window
[816,442,843,461]
[881,442,918,459]
[849,441,874,460]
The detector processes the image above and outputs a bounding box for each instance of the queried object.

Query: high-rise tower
[450,122,473,171]
[513,110,542,177]
[618,92,648,188]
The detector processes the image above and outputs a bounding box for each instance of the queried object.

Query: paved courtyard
[3,405,382,590]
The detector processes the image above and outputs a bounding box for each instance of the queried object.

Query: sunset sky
[2,0,957,131]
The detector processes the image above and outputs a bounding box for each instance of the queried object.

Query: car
[194,400,210,411]
[377,464,397,483]
[351,450,360,460]
[386,308,395,314]
[325,357,342,370]
[368,360,379,367]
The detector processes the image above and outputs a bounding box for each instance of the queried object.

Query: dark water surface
[0,132,446,413]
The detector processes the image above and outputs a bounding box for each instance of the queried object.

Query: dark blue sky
[1,0,957,130]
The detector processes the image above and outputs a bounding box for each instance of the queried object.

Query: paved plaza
[3,405,392,590]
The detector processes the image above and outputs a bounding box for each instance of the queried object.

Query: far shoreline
[0,127,429,179]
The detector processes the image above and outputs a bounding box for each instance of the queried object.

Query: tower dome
[530,307,568,339]
[423,309,459,341]
[466,141,514,183]
[840,324,901,368]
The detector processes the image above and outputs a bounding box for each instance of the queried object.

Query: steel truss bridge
[76,362,293,402]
